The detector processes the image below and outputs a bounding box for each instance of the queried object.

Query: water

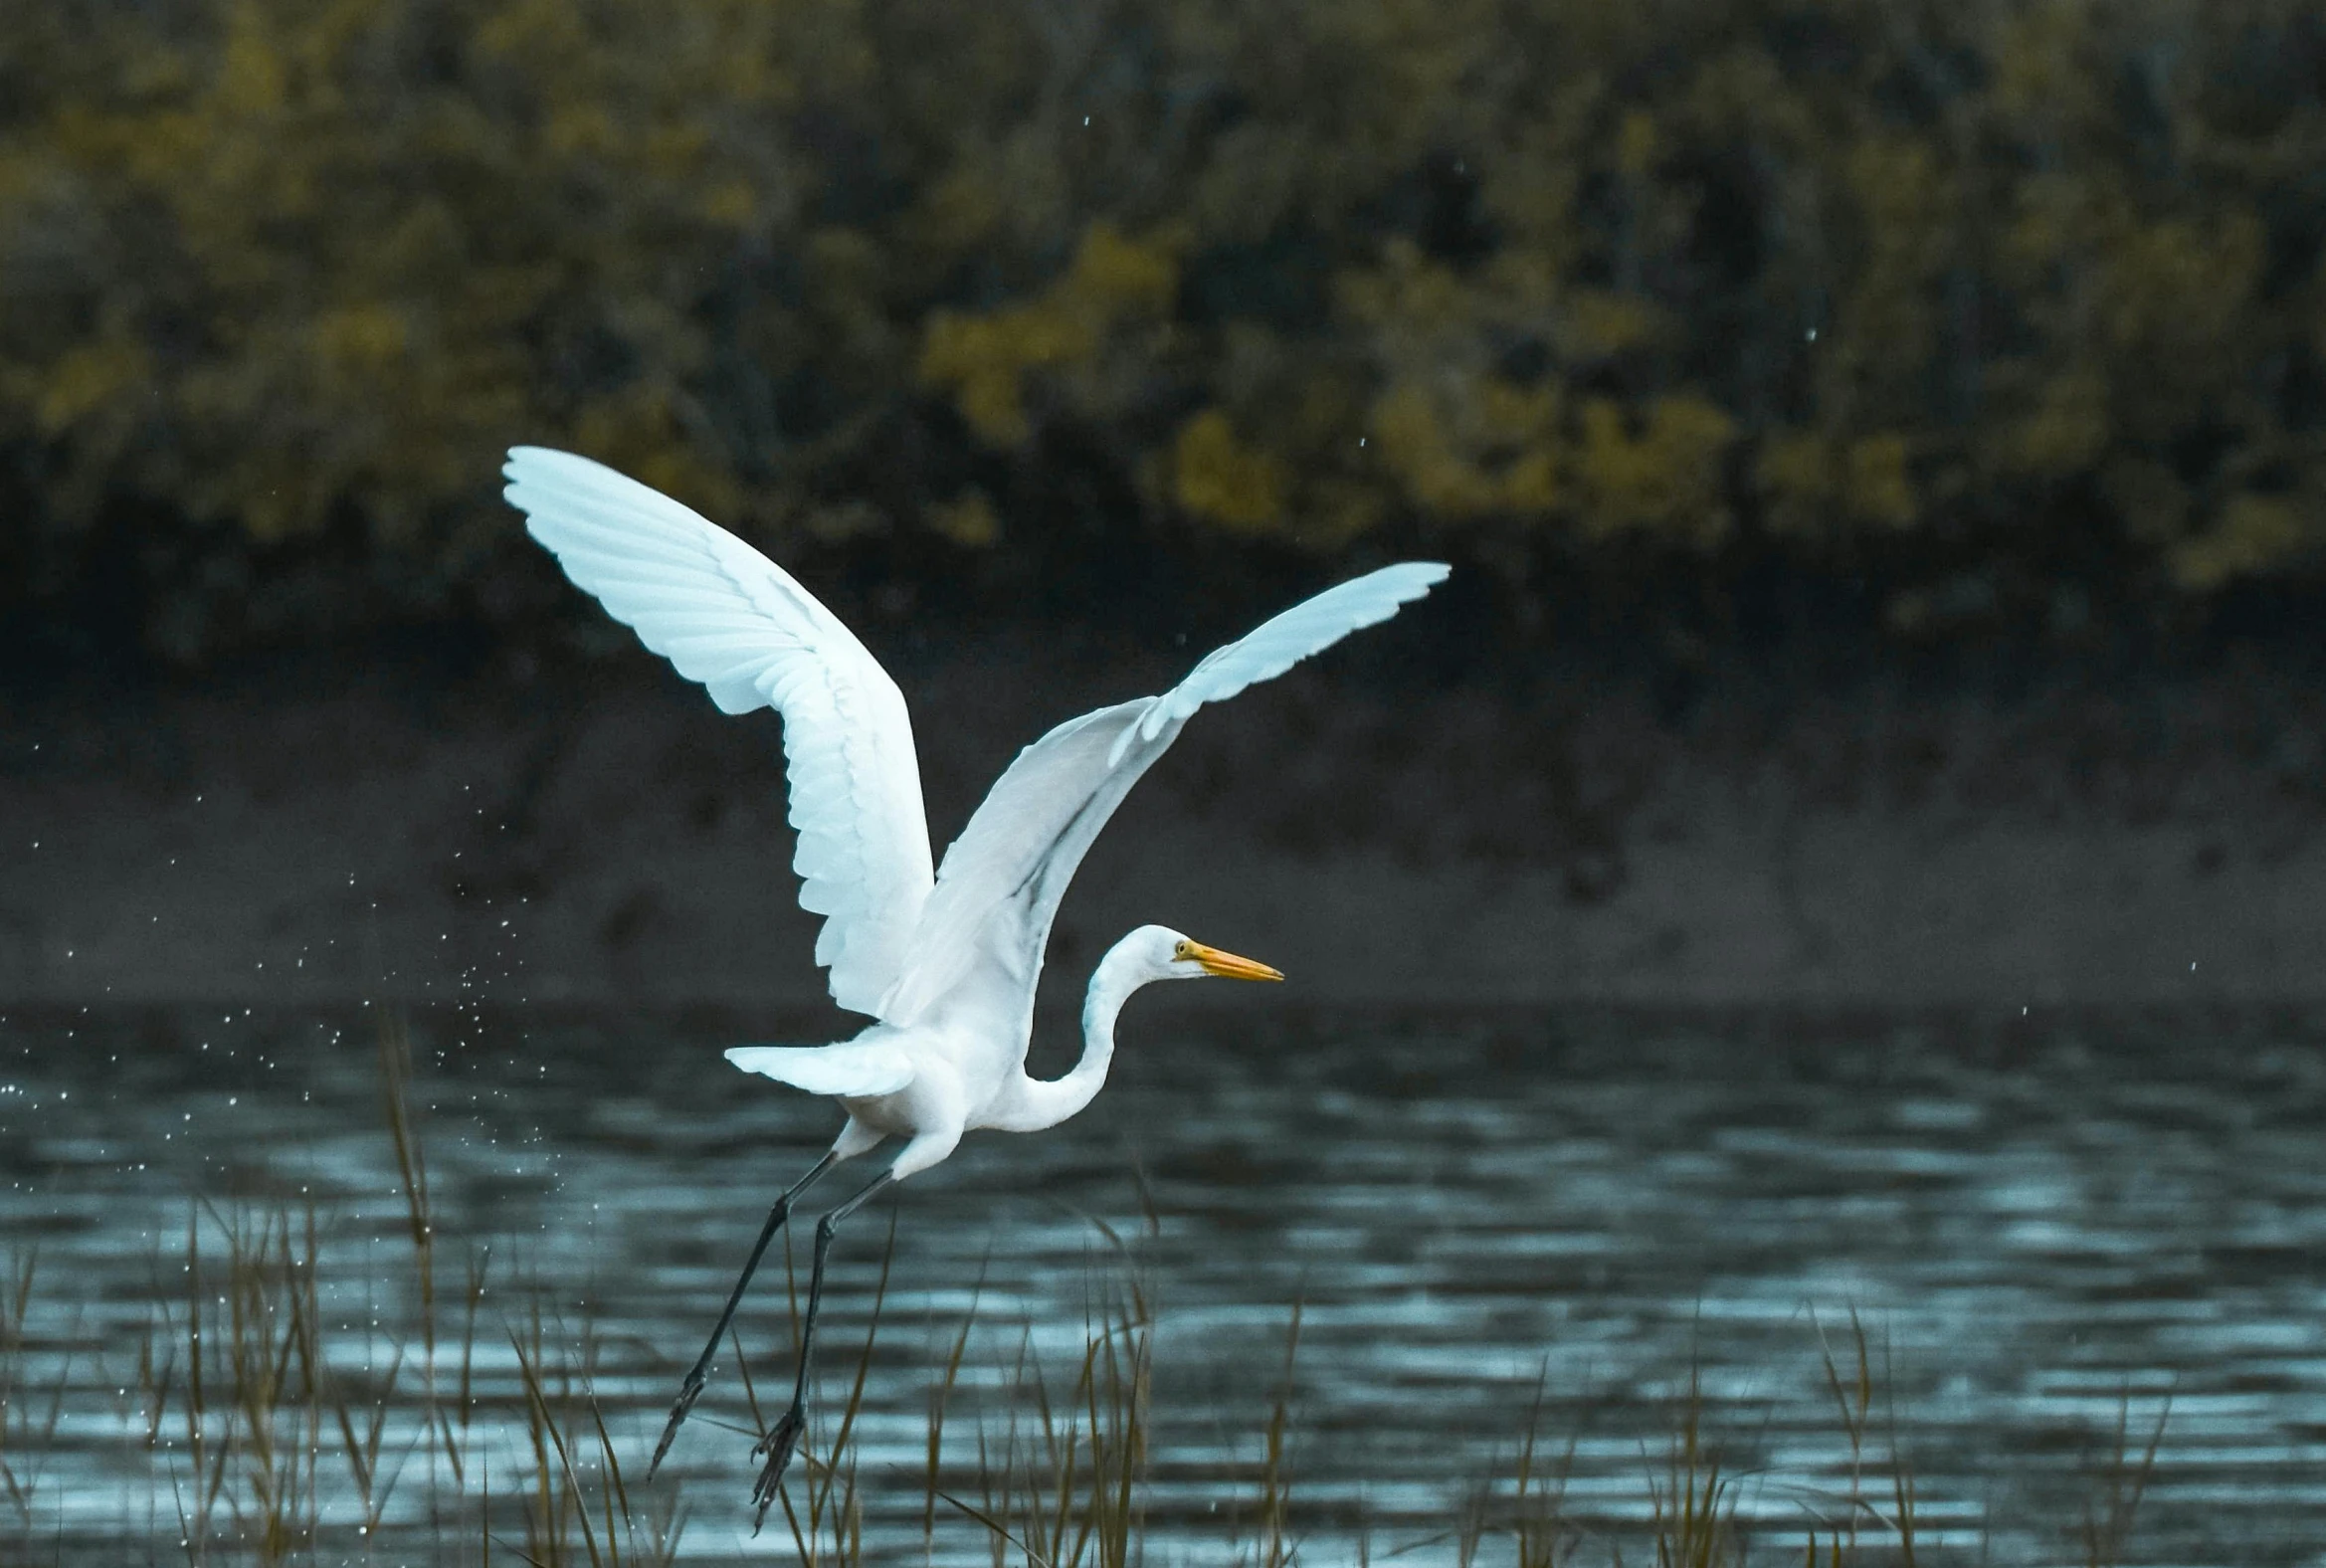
[5,1003,2326,1563]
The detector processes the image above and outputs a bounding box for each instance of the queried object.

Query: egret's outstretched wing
[503,448,934,1016]
[725,1042,917,1097]
[877,562,1448,1028]
[1107,563,1454,764]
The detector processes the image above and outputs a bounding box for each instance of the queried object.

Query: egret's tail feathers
[724,1042,916,1097]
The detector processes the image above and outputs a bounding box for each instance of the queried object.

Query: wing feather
[878,562,1449,1028]
[724,1042,917,1096]
[504,447,935,1015]
[1112,561,1449,763]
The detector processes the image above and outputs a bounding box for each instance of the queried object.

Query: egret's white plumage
[503,448,933,1016]
[721,1040,915,1098]
[502,444,1445,1501]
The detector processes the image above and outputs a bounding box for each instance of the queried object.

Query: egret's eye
[1172,939,1194,960]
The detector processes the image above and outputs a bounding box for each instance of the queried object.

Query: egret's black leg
[649,1148,840,1477]
[749,1169,894,1529]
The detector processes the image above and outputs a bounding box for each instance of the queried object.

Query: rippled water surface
[4,1003,2325,1563]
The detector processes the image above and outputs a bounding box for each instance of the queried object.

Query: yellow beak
[1187,941,1284,982]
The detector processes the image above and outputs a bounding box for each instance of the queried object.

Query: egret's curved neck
[1001,938,1149,1133]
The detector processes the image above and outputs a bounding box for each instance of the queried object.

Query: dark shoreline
[9,642,2326,1011]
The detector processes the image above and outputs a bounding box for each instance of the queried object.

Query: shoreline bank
[7,654,2326,1010]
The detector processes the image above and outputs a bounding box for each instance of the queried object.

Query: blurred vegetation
[6,0,2326,669]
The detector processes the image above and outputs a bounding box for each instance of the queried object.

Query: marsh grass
[0,1247,67,1527]
[1801,1307,1920,1567]
[900,1214,1156,1568]
[508,1303,686,1568]
[0,1011,2176,1566]
[1646,1366,1739,1568]
[94,1012,682,1568]
[2077,1394,2169,1568]
[1449,1366,1581,1568]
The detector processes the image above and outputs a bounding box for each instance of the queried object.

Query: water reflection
[3,1005,2324,1562]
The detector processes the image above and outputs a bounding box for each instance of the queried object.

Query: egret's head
[1126,924,1283,985]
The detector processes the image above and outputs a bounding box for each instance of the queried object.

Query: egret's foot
[648,1371,707,1479]
[749,1406,807,1533]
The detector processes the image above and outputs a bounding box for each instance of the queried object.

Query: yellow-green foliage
[1172,409,1288,532]
[8,0,2326,653]
[919,224,1181,445]
[1,0,861,587]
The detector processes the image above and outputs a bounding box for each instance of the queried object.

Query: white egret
[501,446,1446,1515]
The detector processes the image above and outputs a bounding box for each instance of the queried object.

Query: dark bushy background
[6,0,2326,687]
